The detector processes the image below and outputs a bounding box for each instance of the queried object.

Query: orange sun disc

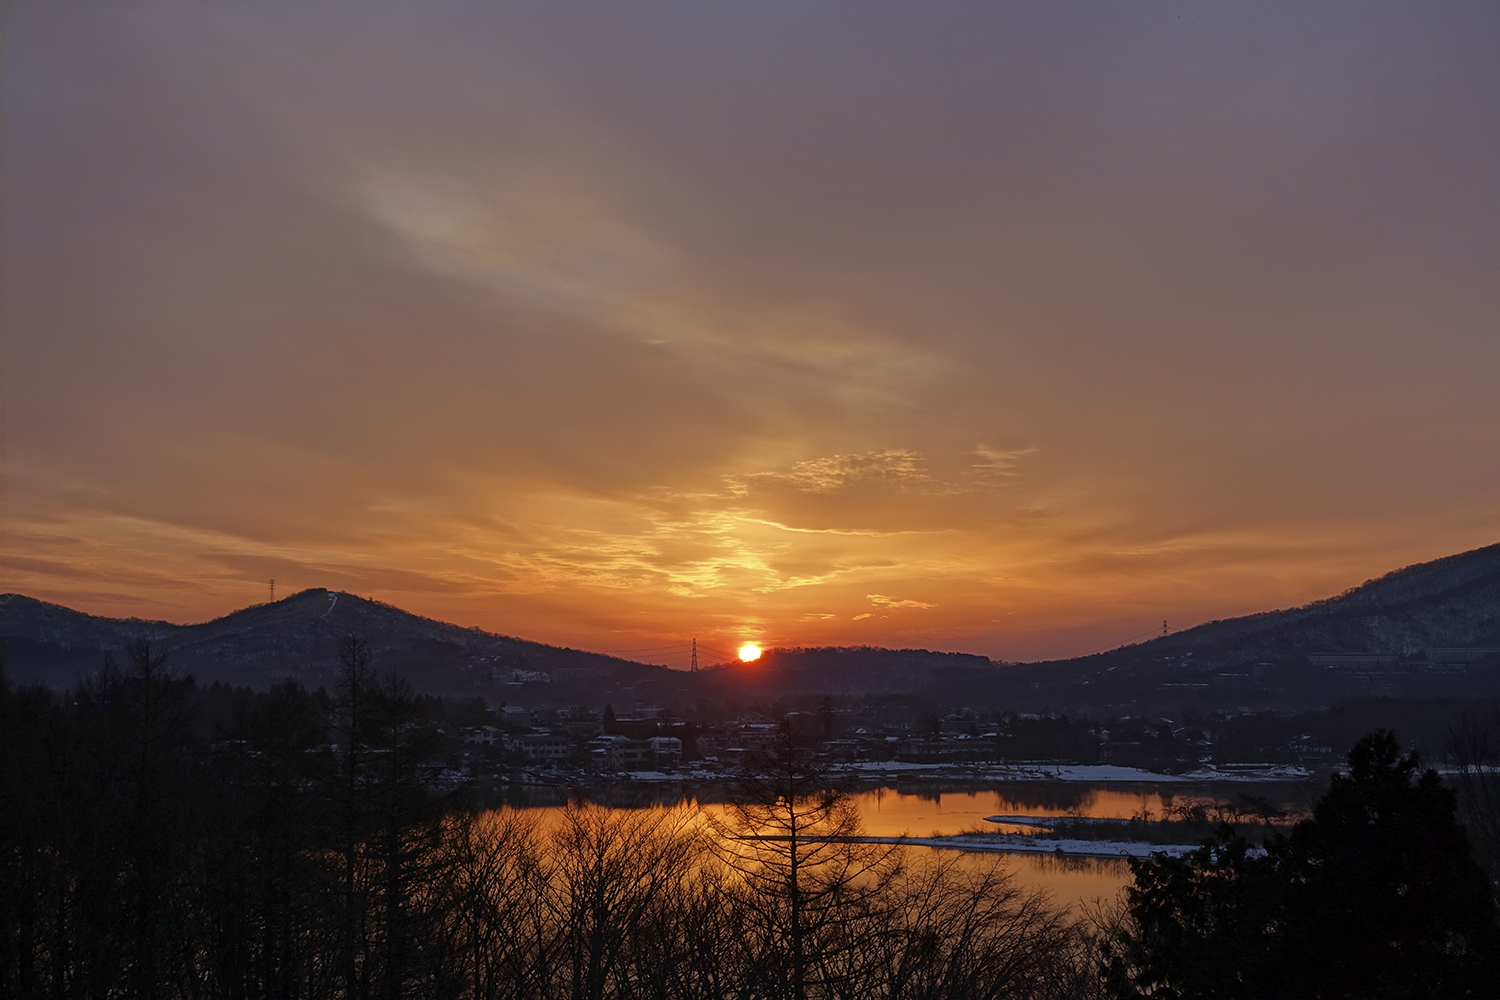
[738,643,762,662]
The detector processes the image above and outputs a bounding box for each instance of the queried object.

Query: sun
[738,643,762,662]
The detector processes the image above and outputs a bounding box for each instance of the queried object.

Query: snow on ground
[860,833,1199,860]
[837,761,1313,782]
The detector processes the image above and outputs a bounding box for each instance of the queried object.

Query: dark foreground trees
[1,650,1104,1000]
[27,643,1498,1000]
[1447,698,1500,884]
[706,721,1090,1000]
[709,722,904,999]
[1106,729,1500,999]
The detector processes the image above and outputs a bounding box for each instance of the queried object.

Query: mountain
[1003,543,1500,710]
[4,544,1499,712]
[0,588,690,706]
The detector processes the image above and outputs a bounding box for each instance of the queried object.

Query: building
[1426,647,1500,666]
[461,725,502,747]
[588,734,653,769]
[1309,653,1404,672]
[516,732,573,763]
[647,736,682,766]
[697,724,781,757]
[555,717,605,740]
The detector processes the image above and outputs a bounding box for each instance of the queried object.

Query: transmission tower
[270,578,276,603]
[1162,619,1169,637]
[690,638,698,673]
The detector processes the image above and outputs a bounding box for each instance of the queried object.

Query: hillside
[0,589,690,706]
[1005,543,1500,710]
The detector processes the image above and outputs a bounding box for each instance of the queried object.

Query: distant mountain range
[4,543,1499,712]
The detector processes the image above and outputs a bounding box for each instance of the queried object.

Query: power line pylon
[1162,619,1169,637]
[270,578,276,603]
[690,638,698,673]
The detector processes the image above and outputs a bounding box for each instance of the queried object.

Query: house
[588,734,653,769]
[461,725,502,747]
[647,736,682,765]
[516,732,573,763]
[554,716,604,739]
[697,723,782,758]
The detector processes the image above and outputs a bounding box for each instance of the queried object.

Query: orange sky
[5,3,1499,666]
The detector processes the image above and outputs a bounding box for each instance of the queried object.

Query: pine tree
[1109,729,1500,999]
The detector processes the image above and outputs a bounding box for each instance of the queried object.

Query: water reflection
[474,780,1311,914]
[850,782,1311,838]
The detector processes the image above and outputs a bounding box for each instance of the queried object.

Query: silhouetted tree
[0,663,66,998]
[1108,729,1500,999]
[1446,698,1500,883]
[547,802,699,1000]
[325,634,380,999]
[865,852,1085,1000]
[817,697,837,741]
[710,721,902,1000]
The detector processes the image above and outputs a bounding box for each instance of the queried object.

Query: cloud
[971,446,1036,478]
[751,450,932,493]
[731,447,1021,501]
[867,594,938,610]
[358,166,669,321]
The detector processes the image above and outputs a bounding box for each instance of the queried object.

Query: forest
[2,638,1497,999]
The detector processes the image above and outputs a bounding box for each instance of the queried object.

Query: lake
[848,781,1314,910]
[486,778,1317,914]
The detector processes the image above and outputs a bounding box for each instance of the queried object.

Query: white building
[462,725,502,747]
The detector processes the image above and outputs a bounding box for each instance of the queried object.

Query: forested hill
[0,589,674,699]
[1004,543,1500,710]
[694,646,997,702]
[1130,542,1500,659]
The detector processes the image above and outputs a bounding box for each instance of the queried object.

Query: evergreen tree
[1109,729,1500,999]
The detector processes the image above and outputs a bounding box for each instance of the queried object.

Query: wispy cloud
[971,446,1036,478]
[731,447,1027,498]
[867,593,938,610]
[742,450,932,493]
[359,168,667,319]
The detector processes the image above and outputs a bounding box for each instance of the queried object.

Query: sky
[4,1,1499,666]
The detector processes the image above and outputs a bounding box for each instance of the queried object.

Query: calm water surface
[851,782,1313,836]
[488,780,1314,914]
[844,782,1311,910]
